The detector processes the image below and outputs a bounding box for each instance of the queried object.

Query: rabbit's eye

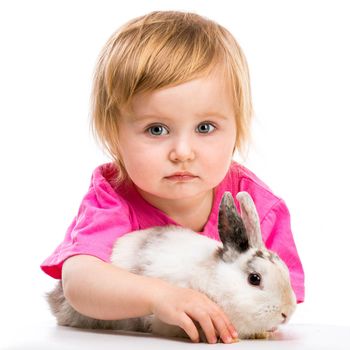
[248,273,261,286]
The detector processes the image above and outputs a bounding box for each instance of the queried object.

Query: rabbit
[47,191,297,341]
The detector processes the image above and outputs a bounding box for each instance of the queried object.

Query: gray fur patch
[255,249,278,264]
[246,249,279,271]
[218,192,249,254]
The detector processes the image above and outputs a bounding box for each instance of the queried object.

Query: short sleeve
[40,175,132,280]
[260,199,305,303]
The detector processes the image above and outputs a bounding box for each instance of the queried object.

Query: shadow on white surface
[2,321,349,350]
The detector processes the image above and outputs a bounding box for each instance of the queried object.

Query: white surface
[2,321,349,350]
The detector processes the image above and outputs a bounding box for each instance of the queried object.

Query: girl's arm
[62,255,237,344]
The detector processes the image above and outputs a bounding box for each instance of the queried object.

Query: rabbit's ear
[218,192,250,253]
[236,192,264,249]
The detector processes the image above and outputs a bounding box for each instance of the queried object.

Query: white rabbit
[47,191,296,341]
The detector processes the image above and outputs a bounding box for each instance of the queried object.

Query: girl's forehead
[126,71,234,120]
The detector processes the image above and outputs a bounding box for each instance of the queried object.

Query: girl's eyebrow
[132,114,170,121]
[196,111,230,119]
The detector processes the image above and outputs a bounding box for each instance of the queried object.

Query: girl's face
[118,67,236,201]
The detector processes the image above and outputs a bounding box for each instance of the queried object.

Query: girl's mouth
[165,174,198,181]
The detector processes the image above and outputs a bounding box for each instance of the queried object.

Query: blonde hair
[91,10,253,184]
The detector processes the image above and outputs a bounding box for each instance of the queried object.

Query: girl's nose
[169,136,195,162]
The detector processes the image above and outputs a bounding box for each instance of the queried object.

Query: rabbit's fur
[47,191,296,341]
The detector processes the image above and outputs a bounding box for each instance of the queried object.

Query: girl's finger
[178,313,200,343]
[192,311,217,344]
[216,308,238,339]
[210,311,235,343]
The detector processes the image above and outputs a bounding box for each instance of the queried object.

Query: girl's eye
[248,273,262,286]
[196,122,215,134]
[147,125,169,136]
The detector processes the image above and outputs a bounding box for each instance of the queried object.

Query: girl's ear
[218,192,250,253]
[236,192,264,249]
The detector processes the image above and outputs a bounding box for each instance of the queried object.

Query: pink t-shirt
[41,161,305,303]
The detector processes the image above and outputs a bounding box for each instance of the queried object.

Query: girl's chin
[136,181,213,200]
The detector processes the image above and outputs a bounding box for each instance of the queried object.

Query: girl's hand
[150,283,238,343]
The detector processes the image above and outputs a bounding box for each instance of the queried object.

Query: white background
[0,0,349,335]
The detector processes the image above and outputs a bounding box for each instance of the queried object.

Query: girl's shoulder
[87,163,136,221]
[229,161,275,194]
[220,161,284,221]
[91,162,133,201]
[228,161,279,197]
